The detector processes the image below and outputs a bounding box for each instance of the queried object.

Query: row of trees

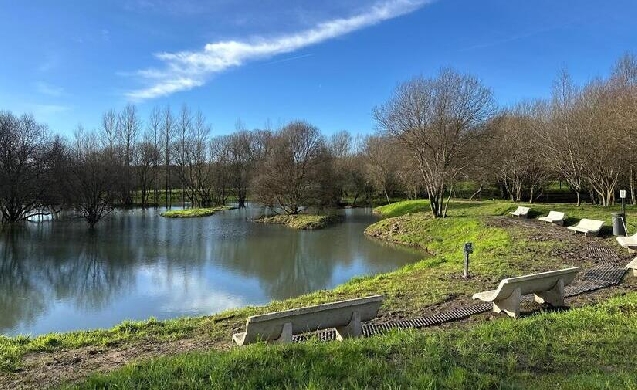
[373,54,637,216]
[2,52,636,224]
[0,107,411,227]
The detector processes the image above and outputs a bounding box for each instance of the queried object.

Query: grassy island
[2,200,636,390]
[253,213,344,230]
[160,206,235,218]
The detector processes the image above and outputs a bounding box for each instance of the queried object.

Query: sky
[0,0,636,138]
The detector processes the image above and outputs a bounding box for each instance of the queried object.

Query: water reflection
[0,207,421,336]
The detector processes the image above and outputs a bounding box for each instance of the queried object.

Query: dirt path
[1,217,634,390]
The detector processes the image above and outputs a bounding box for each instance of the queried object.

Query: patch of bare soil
[0,336,233,390]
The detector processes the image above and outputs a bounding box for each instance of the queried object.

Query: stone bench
[617,232,637,252]
[472,267,579,318]
[232,295,383,345]
[538,211,565,226]
[567,219,604,236]
[510,206,530,218]
[626,257,637,277]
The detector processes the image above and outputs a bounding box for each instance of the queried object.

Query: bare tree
[252,121,338,214]
[227,128,256,208]
[161,106,174,208]
[136,132,160,209]
[176,104,192,207]
[0,112,50,222]
[118,104,140,205]
[609,54,637,204]
[374,68,495,217]
[67,127,118,228]
[488,103,552,203]
[147,106,162,205]
[362,134,402,203]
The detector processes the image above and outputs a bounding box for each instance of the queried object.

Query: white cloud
[126,0,430,101]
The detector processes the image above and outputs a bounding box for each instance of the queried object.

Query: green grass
[66,292,637,389]
[160,206,234,218]
[375,199,637,233]
[254,213,344,230]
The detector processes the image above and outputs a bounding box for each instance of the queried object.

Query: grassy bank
[2,199,635,389]
[66,292,637,389]
[253,213,344,230]
[160,206,234,218]
[374,199,637,232]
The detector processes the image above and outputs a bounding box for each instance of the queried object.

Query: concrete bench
[626,257,637,277]
[510,206,530,218]
[567,219,604,236]
[232,295,383,345]
[617,232,637,251]
[472,267,579,318]
[538,211,565,226]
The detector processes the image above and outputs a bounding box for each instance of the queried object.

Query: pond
[0,206,421,336]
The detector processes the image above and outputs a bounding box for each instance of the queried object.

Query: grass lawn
[65,292,637,389]
[160,206,235,218]
[1,199,635,389]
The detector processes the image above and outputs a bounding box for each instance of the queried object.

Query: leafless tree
[118,104,140,205]
[0,112,50,222]
[374,68,495,217]
[252,121,338,214]
[147,106,162,205]
[176,104,192,207]
[362,134,402,203]
[161,106,174,208]
[66,127,118,228]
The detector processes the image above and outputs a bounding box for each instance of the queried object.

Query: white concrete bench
[538,211,565,225]
[510,206,530,218]
[617,232,637,251]
[472,267,579,318]
[626,257,637,277]
[232,295,383,345]
[567,219,604,236]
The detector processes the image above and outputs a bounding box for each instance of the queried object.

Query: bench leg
[535,278,565,307]
[335,311,362,341]
[493,288,521,318]
[276,322,293,344]
[232,332,247,346]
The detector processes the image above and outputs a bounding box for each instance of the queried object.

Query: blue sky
[0,0,635,137]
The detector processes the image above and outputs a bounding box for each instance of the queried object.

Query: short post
[463,242,473,278]
[621,189,627,236]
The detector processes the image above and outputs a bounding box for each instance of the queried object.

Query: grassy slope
[2,199,636,388]
[68,293,637,389]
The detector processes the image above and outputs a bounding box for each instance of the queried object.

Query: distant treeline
[1,53,637,226]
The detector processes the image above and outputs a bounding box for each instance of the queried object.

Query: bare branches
[374,68,495,217]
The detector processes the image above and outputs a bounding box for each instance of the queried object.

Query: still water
[0,206,421,336]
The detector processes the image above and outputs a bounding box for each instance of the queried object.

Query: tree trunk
[631,166,636,205]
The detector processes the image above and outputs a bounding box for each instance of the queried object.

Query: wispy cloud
[266,53,314,66]
[126,0,431,101]
[35,82,65,97]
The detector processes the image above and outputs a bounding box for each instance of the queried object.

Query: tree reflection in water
[0,207,420,335]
